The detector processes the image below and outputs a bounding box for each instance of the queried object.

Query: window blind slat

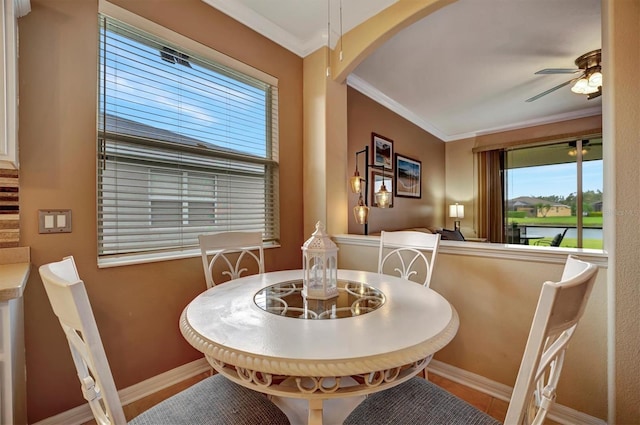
[98,14,279,258]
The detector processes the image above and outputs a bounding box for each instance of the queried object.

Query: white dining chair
[344,255,598,425]
[39,256,290,425]
[378,230,441,287]
[198,231,264,289]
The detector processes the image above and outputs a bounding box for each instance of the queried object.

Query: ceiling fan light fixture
[529,49,602,102]
[568,146,590,157]
[572,50,602,97]
[568,140,590,157]
[567,148,589,156]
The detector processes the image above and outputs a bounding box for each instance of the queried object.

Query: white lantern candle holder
[302,221,339,300]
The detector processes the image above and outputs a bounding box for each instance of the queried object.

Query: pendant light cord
[326,0,331,77]
[339,0,343,61]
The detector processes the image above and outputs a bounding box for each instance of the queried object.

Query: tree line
[536,190,603,216]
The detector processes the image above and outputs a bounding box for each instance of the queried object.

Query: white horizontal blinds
[98,15,279,257]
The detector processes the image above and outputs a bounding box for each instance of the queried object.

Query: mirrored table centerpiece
[254,279,385,319]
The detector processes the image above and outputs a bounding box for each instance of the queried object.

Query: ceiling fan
[525,49,602,103]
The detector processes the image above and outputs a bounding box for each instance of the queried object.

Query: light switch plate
[39,210,72,233]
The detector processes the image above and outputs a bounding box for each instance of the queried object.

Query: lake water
[522,226,603,240]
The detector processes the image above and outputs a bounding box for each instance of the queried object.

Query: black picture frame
[395,154,421,198]
[371,133,393,170]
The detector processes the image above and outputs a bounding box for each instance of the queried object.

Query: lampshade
[350,172,362,193]
[583,85,599,94]
[375,182,391,208]
[588,71,602,87]
[570,78,588,94]
[353,193,369,224]
[571,77,599,95]
[449,203,464,219]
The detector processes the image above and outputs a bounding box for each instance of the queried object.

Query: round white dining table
[180,269,459,425]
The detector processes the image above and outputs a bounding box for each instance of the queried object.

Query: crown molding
[200,1,347,57]
[460,106,603,141]
[347,73,449,141]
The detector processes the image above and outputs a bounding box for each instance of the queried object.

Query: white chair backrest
[39,256,127,425]
[505,255,598,424]
[377,231,441,287]
[199,231,265,288]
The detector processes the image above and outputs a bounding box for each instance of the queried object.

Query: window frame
[97,1,280,267]
[475,132,604,250]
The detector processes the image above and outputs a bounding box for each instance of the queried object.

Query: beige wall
[347,87,445,234]
[302,48,349,237]
[432,254,607,419]
[337,240,608,419]
[18,0,303,422]
[604,0,640,422]
[443,137,477,235]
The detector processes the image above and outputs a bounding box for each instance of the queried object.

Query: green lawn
[507,216,603,227]
[535,237,603,249]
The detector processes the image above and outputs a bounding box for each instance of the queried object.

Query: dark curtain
[477,150,504,243]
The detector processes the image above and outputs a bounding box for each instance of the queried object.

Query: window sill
[332,234,608,268]
[97,241,281,269]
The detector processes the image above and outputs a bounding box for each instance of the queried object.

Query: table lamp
[449,203,464,230]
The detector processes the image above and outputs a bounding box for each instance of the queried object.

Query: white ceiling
[202,0,602,141]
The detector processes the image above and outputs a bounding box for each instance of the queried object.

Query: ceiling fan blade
[525,79,575,102]
[534,68,580,75]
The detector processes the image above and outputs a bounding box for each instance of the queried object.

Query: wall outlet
[38,210,72,234]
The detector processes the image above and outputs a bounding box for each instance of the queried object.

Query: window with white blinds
[97,12,279,259]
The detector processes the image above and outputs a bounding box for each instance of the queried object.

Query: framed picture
[371,170,394,208]
[372,133,393,170]
[395,154,421,198]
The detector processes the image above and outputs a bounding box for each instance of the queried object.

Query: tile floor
[428,373,560,425]
[430,373,511,422]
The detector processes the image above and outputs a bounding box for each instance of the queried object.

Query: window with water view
[504,138,603,249]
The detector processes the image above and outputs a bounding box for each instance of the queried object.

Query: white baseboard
[33,358,211,425]
[428,359,607,425]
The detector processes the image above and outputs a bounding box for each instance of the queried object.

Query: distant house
[508,196,572,217]
[538,204,571,217]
